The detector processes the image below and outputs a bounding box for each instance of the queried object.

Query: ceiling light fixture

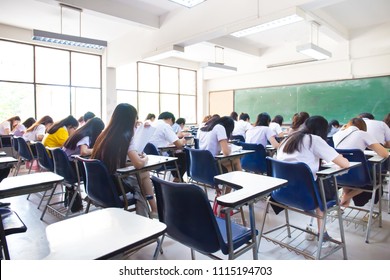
[32,4,107,50]
[169,0,207,8]
[296,21,331,60]
[143,45,185,61]
[231,8,305,37]
[201,46,237,72]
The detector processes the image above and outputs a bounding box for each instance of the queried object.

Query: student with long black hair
[91,103,157,217]
[276,116,349,246]
[62,117,105,159]
[42,115,79,148]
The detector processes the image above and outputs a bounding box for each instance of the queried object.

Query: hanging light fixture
[201,46,237,72]
[296,21,331,60]
[32,3,107,50]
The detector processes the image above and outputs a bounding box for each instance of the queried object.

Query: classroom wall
[204,22,390,119]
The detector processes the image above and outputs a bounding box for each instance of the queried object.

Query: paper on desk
[132,125,156,153]
[230,144,243,153]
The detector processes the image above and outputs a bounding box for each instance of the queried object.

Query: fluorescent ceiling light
[143,45,185,61]
[169,0,206,8]
[201,62,237,72]
[32,29,107,50]
[296,43,331,60]
[231,13,304,37]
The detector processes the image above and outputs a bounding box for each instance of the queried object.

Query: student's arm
[173,138,186,148]
[332,154,349,168]
[385,141,390,149]
[369,143,389,158]
[127,150,148,169]
[269,136,280,149]
[79,144,92,157]
[220,139,231,156]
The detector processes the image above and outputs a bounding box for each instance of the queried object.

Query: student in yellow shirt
[42,115,79,148]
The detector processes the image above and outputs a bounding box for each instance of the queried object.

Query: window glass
[35,47,70,85]
[0,41,33,83]
[71,52,101,87]
[36,85,70,121]
[180,95,196,124]
[160,66,178,94]
[71,87,101,119]
[0,82,34,121]
[138,92,159,122]
[117,63,137,90]
[160,94,179,119]
[138,63,159,92]
[180,69,196,95]
[117,90,138,109]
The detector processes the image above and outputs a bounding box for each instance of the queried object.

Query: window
[0,40,102,122]
[116,62,197,123]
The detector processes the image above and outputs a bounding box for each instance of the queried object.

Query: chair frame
[258,157,347,260]
[335,148,383,243]
[236,141,267,174]
[151,176,257,260]
[13,137,38,176]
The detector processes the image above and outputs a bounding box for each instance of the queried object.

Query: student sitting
[91,103,157,217]
[245,112,279,149]
[42,115,79,148]
[333,117,389,207]
[277,116,349,246]
[23,115,53,142]
[232,113,252,140]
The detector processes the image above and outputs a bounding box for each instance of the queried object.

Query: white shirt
[197,124,227,156]
[232,120,252,138]
[23,124,46,142]
[246,126,276,147]
[363,118,390,145]
[171,123,181,134]
[327,126,340,137]
[277,134,339,180]
[0,121,10,135]
[148,120,179,155]
[333,126,377,151]
[63,136,90,158]
[269,122,282,136]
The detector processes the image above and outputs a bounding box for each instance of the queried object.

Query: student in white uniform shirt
[245,112,279,149]
[269,115,284,138]
[197,116,242,172]
[333,117,389,207]
[232,113,252,140]
[358,112,390,148]
[276,116,349,246]
[149,112,186,182]
[23,115,53,142]
[0,116,21,135]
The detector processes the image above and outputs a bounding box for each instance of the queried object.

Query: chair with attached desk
[13,137,38,176]
[258,157,347,260]
[151,176,256,260]
[0,207,27,260]
[236,142,267,174]
[41,148,83,220]
[143,142,178,180]
[186,147,246,225]
[0,135,15,158]
[75,156,136,213]
[335,148,383,243]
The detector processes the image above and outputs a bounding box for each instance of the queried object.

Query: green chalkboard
[234,76,390,124]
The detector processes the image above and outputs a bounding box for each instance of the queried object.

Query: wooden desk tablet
[44,208,167,260]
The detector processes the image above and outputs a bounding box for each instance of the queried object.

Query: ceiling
[1,0,390,78]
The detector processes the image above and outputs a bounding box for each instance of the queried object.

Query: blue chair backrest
[237,141,267,174]
[35,142,54,172]
[187,148,220,187]
[51,148,78,185]
[193,138,199,149]
[326,137,335,148]
[16,137,33,161]
[267,157,322,211]
[151,176,225,254]
[335,149,372,187]
[143,142,160,155]
[230,135,245,143]
[77,157,124,208]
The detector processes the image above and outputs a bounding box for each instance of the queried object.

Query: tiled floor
[2,166,390,260]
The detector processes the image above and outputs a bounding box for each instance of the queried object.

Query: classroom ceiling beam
[52,0,160,29]
[208,36,263,57]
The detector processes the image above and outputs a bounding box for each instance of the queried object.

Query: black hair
[22,117,36,129]
[358,112,375,120]
[230,111,238,121]
[63,118,105,150]
[239,113,250,121]
[200,116,234,139]
[176,118,186,125]
[254,112,271,126]
[83,111,95,122]
[158,112,176,124]
[282,115,328,154]
[47,115,79,134]
[271,115,284,125]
